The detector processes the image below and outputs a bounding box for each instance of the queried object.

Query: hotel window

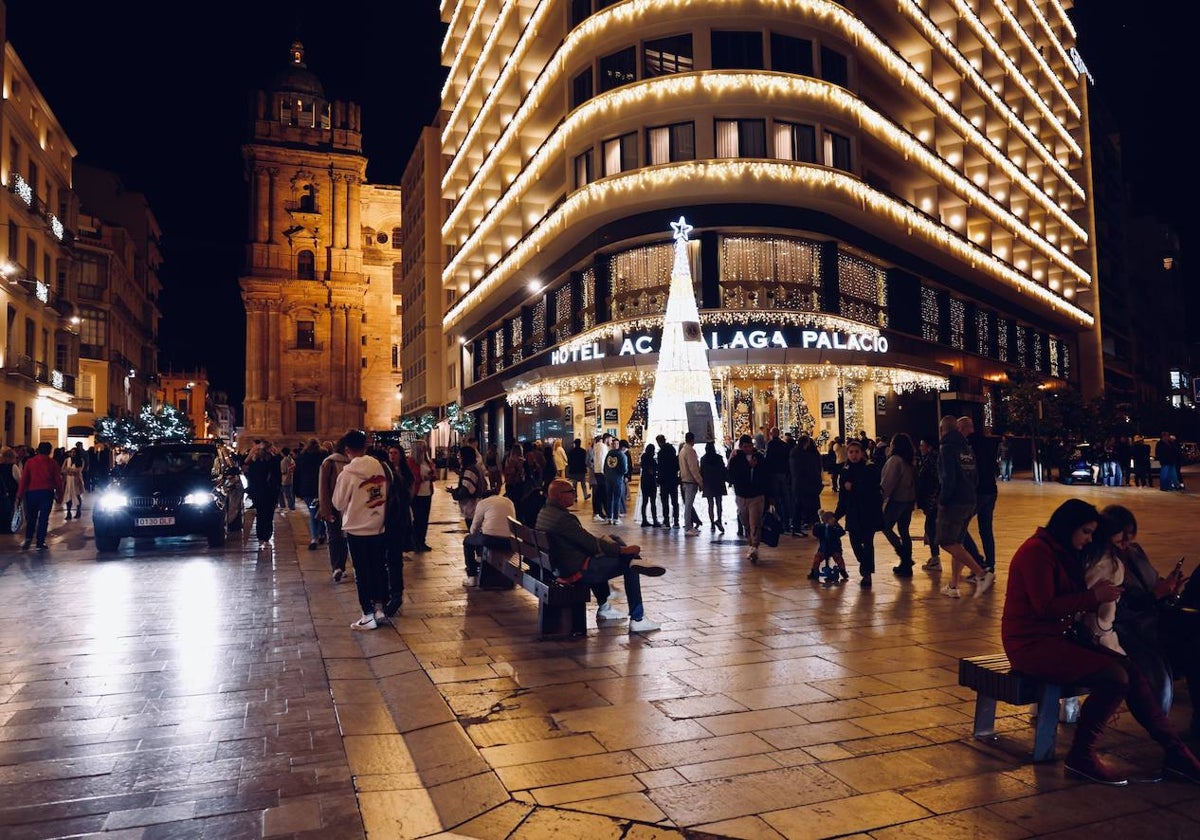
[716,119,766,158]
[921,287,942,343]
[644,34,693,77]
[574,149,594,188]
[948,298,966,349]
[1049,336,1061,377]
[295,401,316,433]
[599,47,637,93]
[719,235,822,312]
[975,310,992,357]
[996,316,1012,363]
[491,329,505,374]
[296,320,315,349]
[712,30,764,69]
[509,316,524,364]
[297,249,316,280]
[647,122,695,165]
[825,131,852,172]
[770,33,814,75]
[78,307,106,347]
[820,46,850,87]
[774,121,818,163]
[602,132,638,176]
[571,67,593,108]
[837,253,888,327]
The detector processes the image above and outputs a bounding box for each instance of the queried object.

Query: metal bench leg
[537,602,581,639]
[1033,684,1064,762]
[973,694,998,739]
[478,549,515,590]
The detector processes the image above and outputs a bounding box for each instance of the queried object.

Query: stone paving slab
[3,472,1200,838]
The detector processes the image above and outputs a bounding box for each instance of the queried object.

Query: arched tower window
[297,250,315,280]
[299,184,316,213]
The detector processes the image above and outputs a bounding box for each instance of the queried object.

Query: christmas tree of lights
[646,217,724,447]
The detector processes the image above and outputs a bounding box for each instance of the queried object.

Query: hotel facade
[436,0,1100,450]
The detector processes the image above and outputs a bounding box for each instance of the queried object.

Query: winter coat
[834,459,884,533]
[937,428,977,508]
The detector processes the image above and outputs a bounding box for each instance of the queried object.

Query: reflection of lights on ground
[172,562,221,696]
[84,564,135,692]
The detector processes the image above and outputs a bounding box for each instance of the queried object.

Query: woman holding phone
[1101,505,1200,736]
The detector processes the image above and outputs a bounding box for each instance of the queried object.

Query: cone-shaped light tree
[645,217,724,447]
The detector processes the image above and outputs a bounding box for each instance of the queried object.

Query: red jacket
[1001,527,1100,658]
[17,453,65,500]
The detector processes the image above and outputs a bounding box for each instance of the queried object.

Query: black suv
[94,442,245,552]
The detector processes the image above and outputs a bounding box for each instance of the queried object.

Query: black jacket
[834,459,884,532]
[657,442,680,487]
[727,448,769,498]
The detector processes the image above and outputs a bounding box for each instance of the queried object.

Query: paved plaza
[2,471,1200,838]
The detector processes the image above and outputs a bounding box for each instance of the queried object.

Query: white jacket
[332,455,388,536]
[679,442,702,484]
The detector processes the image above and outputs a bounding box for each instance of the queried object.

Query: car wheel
[96,535,121,552]
[208,528,227,548]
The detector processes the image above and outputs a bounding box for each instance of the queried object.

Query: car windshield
[125,450,215,477]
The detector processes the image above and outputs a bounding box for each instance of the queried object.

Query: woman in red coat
[1002,498,1200,785]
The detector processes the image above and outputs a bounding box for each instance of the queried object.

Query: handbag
[1063,616,1097,649]
[10,500,22,534]
[760,508,782,548]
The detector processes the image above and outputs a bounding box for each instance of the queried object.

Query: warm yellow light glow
[917,129,931,143]
[527,279,542,293]
[920,198,933,212]
[949,214,963,228]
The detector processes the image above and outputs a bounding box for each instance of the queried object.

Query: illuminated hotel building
[437,0,1100,448]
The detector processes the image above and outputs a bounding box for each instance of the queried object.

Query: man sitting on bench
[464,489,518,587]
[538,479,666,634]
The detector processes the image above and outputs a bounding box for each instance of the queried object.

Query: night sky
[4,2,1188,410]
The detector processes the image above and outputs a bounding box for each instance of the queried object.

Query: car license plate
[135,516,176,527]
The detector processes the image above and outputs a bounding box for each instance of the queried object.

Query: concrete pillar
[332,176,346,250]
[267,304,280,400]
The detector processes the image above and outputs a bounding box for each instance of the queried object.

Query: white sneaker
[593,514,608,522]
[629,617,661,634]
[629,558,666,576]
[351,614,377,631]
[941,585,961,599]
[463,575,478,587]
[332,568,344,583]
[597,601,628,621]
[922,557,942,571]
[973,571,996,597]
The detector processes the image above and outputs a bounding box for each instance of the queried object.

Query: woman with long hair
[63,450,85,520]
[407,439,436,552]
[1002,498,1200,785]
[700,441,727,534]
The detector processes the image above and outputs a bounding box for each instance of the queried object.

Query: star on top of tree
[671,216,693,243]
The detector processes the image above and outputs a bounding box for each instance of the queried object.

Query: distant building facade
[157,369,211,440]
[0,34,79,447]
[238,42,402,448]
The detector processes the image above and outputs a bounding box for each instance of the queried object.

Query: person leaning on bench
[464,490,517,587]
[537,479,666,633]
[1002,498,1200,786]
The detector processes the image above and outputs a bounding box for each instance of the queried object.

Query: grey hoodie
[937,428,977,508]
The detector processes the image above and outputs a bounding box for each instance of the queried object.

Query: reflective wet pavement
[3,473,1200,838]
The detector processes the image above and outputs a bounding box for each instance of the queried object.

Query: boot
[1063,684,1128,785]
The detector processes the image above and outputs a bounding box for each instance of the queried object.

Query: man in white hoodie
[332,430,390,630]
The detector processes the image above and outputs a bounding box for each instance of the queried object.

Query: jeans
[279,484,295,509]
[345,532,388,615]
[326,512,348,572]
[581,554,645,620]
[607,477,626,521]
[592,474,609,518]
[963,493,997,569]
[302,497,324,542]
[882,500,914,566]
[1160,465,1177,491]
[659,482,680,526]
[23,489,54,547]
[411,494,432,546]
[680,482,700,529]
[999,459,1013,481]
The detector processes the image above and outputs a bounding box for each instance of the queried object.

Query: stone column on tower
[332,175,347,250]
[267,303,281,400]
[330,305,346,401]
[348,177,361,251]
[254,169,270,243]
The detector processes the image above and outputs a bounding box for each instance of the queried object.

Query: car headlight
[184,491,214,506]
[98,492,128,511]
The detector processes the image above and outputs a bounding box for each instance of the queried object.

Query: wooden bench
[959,654,1089,762]
[487,517,590,639]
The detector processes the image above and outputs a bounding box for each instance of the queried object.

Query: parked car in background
[94,441,244,552]
[1181,442,1200,465]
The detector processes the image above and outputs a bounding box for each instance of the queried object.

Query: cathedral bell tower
[238,41,368,445]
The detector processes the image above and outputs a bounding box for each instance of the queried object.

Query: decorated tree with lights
[95,403,193,449]
[645,217,724,447]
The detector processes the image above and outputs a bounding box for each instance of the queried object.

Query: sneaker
[332,568,345,583]
[36,544,47,551]
[593,514,608,522]
[922,557,942,571]
[629,558,666,577]
[612,518,622,525]
[629,618,662,634]
[685,527,700,537]
[597,601,628,621]
[350,614,377,631]
[973,571,996,597]
[941,585,961,598]
[308,541,319,551]
[1065,751,1129,785]
[463,575,478,587]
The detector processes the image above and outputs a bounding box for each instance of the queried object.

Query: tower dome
[269,40,325,99]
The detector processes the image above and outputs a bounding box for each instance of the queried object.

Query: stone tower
[239,41,370,446]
